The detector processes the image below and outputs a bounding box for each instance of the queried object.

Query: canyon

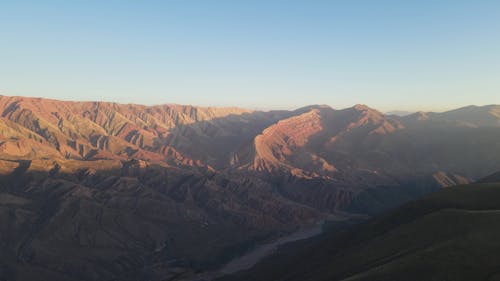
[0,95,500,280]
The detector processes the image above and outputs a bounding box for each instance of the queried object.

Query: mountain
[385,110,414,116]
[0,95,293,169]
[241,104,403,177]
[0,158,323,281]
[219,172,500,281]
[0,96,499,280]
[478,171,500,183]
[1,96,499,180]
[400,105,500,128]
[238,104,500,180]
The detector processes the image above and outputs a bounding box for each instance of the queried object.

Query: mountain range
[0,95,499,280]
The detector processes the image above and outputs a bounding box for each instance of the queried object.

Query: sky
[0,0,499,111]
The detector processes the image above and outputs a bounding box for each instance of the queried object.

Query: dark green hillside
[219,176,500,281]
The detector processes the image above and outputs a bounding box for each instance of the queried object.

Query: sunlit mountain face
[1,95,500,280]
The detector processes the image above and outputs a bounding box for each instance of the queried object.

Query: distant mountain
[477,170,500,183]
[0,95,292,169]
[220,172,500,281]
[238,103,500,181]
[400,105,500,127]
[242,104,402,177]
[385,110,414,116]
[1,96,499,179]
[0,95,499,280]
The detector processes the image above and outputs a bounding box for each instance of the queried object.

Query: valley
[219,173,500,281]
[0,96,499,280]
[3,1,499,280]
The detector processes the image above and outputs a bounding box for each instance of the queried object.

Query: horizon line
[0,93,497,114]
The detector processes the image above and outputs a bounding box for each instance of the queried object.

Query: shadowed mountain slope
[0,158,321,281]
[219,173,500,281]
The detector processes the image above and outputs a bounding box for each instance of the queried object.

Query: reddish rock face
[1,96,499,181]
[0,96,260,168]
[246,105,405,177]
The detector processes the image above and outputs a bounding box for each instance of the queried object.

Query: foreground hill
[219,174,500,281]
[0,158,321,281]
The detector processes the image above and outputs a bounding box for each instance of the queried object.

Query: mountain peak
[352,104,372,111]
[408,111,430,120]
[294,104,333,114]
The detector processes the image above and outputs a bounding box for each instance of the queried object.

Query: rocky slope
[0,95,292,169]
[0,158,321,281]
[240,103,500,180]
[219,172,500,281]
[1,96,499,180]
[0,95,499,280]
[241,104,404,177]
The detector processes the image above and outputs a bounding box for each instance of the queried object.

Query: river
[187,222,325,281]
[219,223,324,275]
[186,213,366,281]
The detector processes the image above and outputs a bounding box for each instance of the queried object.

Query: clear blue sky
[0,0,499,111]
